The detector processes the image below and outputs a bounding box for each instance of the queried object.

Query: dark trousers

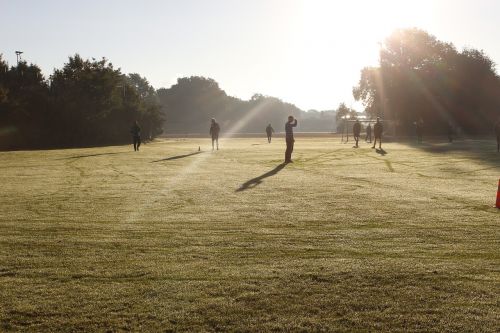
[285,137,294,162]
[133,136,141,151]
[267,134,272,143]
[212,135,219,150]
[354,134,360,147]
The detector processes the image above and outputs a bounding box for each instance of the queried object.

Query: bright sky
[2,0,499,111]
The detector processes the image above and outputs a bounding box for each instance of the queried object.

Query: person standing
[372,117,383,150]
[365,123,372,143]
[266,124,275,143]
[130,120,141,151]
[353,119,361,148]
[209,118,220,151]
[284,116,297,163]
[495,119,500,152]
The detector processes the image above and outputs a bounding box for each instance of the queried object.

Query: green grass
[0,137,499,332]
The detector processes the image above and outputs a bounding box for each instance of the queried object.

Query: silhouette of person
[495,119,500,152]
[372,117,383,149]
[415,118,424,143]
[130,120,141,151]
[284,115,297,163]
[353,119,361,148]
[266,124,275,143]
[365,123,372,143]
[209,118,220,151]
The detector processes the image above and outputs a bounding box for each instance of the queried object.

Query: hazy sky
[2,0,499,111]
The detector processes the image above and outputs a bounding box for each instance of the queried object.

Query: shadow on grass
[59,152,126,160]
[152,151,204,162]
[376,148,388,156]
[406,139,495,152]
[406,139,500,167]
[236,163,287,192]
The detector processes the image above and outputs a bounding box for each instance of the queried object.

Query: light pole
[15,51,23,65]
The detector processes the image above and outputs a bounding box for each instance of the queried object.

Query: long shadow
[59,152,126,160]
[236,163,287,192]
[152,151,204,162]
[406,139,500,167]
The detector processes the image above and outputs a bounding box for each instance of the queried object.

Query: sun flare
[274,0,436,109]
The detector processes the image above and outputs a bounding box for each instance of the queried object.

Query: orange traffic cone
[497,179,500,209]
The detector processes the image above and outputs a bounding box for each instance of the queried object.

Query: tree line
[1,28,499,150]
[0,55,163,150]
[0,54,336,150]
[157,76,336,135]
[353,28,500,135]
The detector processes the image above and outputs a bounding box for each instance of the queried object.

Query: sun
[274,0,435,110]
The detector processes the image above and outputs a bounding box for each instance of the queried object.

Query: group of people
[207,115,382,163]
[130,117,500,161]
[205,117,296,163]
[352,118,384,150]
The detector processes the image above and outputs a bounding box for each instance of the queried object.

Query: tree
[0,55,50,149]
[157,77,305,134]
[49,55,163,147]
[335,103,352,121]
[126,73,163,140]
[1,53,164,150]
[334,103,357,132]
[353,28,500,135]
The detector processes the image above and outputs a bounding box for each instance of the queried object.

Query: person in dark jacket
[130,121,141,151]
[209,118,220,151]
[372,117,383,150]
[285,116,297,163]
[266,124,275,143]
[353,119,361,148]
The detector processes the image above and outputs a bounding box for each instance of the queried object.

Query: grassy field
[0,137,499,332]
